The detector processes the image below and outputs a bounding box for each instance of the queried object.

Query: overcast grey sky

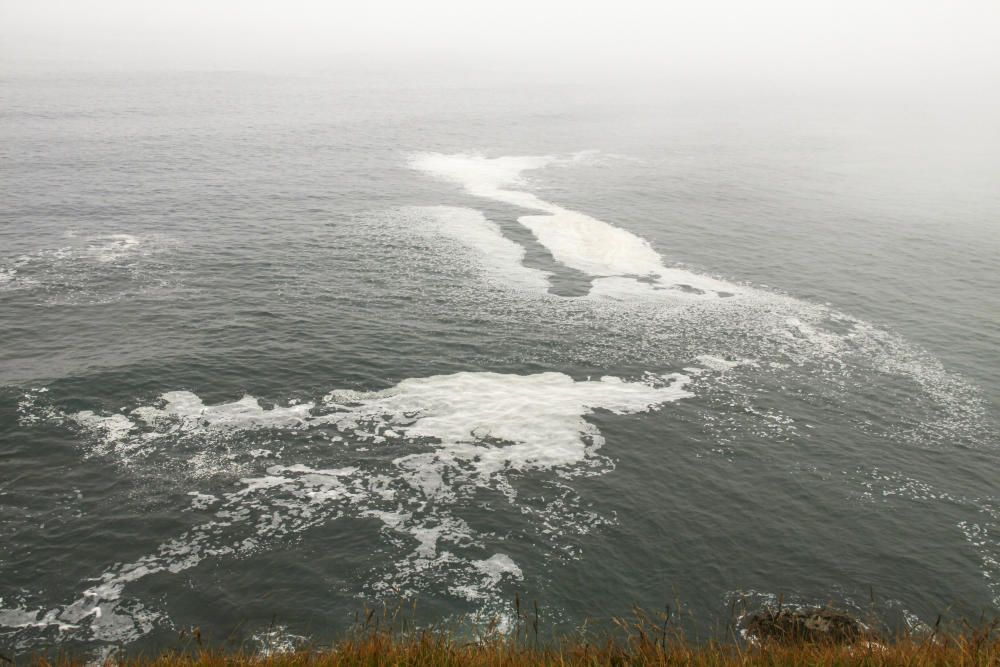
[2,0,998,90]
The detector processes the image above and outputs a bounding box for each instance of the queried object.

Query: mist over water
[1,56,999,658]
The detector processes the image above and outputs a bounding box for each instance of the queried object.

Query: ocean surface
[1,71,998,657]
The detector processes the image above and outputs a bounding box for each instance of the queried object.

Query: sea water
[1,71,998,656]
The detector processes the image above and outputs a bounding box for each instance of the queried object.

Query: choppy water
[1,72,999,657]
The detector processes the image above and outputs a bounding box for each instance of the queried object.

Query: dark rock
[745,607,867,644]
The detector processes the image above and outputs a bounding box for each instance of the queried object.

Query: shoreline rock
[744,606,869,644]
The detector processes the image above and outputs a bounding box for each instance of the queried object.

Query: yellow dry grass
[19,603,1000,667]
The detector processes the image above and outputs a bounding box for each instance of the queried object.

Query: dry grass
[102,635,998,667]
[20,602,1000,666]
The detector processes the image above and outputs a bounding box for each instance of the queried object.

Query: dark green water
[1,72,998,657]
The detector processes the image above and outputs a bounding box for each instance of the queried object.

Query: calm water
[1,72,998,657]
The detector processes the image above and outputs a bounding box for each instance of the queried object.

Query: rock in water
[745,607,867,644]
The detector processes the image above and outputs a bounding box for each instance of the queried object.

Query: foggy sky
[2,0,998,90]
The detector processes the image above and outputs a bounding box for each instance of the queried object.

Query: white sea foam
[0,232,167,304]
[132,391,315,430]
[409,153,557,208]
[57,392,315,472]
[12,371,692,646]
[60,372,690,483]
[451,554,524,601]
[253,625,309,656]
[410,152,741,299]
[186,491,218,510]
[0,265,39,291]
[397,206,551,292]
[694,355,755,373]
[69,412,136,448]
[88,234,141,263]
[325,371,690,480]
[473,553,522,584]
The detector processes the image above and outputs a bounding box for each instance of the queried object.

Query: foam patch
[410,152,740,299]
[394,206,551,292]
[7,371,691,646]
